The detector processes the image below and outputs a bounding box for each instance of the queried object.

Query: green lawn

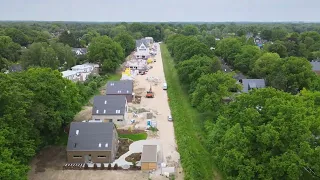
[119,133,148,141]
[161,44,220,180]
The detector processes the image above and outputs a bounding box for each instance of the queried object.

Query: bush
[113,163,118,170]
[101,163,105,170]
[93,163,98,170]
[107,163,112,170]
[84,163,88,169]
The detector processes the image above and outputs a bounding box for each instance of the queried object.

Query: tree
[177,55,221,92]
[0,36,21,62]
[191,71,240,113]
[20,42,59,69]
[260,29,272,41]
[214,37,242,65]
[182,25,199,36]
[251,53,281,79]
[234,45,261,74]
[206,88,320,180]
[4,28,30,46]
[114,33,135,56]
[267,41,288,58]
[58,30,80,47]
[88,36,124,73]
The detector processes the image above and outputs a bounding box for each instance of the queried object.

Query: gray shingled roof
[241,79,266,93]
[141,145,157,163]
[106,80,133,95]
[136,38,149,48]
[67,122,115,151]
[92,95,126,115]
[310,61,320,71]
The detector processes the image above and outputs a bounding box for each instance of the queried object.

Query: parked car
[163,83,167,90]
[168,115,173,121]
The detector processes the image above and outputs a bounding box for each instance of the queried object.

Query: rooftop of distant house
[240,79,266,93]
[310,60,320,71]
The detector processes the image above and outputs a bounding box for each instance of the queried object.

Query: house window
[73,155,82,158]
[117,119,123,121]
[98,156,106,158]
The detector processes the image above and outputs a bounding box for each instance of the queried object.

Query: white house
[135,39,150,59]
[61,70,80,81]
[71,48,88,56]
[71,64,94,73]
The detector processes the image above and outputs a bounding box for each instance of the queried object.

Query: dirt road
[134,43,180,165]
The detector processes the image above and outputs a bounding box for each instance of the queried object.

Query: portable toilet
[147,119,152,126]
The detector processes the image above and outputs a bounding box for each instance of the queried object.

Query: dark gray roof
[141,145,157,162]
[106,80,133,95]
[311,61,320,71]
[136,39,149,48]
[92,95,126,115]
[9,64,22,72]
[67,122,116,151]
[241,79,266,93]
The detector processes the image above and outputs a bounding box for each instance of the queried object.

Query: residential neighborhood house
[92,95,128,126]
[135,38,150,59]
[66,122,119,163]
[72,48,88,56]
[62,70,80,81]
[106,80,134,102]
[239,79,266,93]
[311,60,320,75]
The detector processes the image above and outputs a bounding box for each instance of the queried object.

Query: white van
[163,83,167,90]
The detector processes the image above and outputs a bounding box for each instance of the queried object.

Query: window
[117,119,123,121]
[73,155,82,158]
[116,110,120,114]
[98,156,106,158]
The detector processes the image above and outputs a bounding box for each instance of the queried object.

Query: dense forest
[1,21,320,179]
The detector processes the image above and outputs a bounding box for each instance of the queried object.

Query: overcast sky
[0,0,319,22]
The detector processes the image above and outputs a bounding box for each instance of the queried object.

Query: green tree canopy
[206,88,320,180]
[88,35,124,73]
[114,32,135,56]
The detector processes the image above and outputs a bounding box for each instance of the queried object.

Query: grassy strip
[161,44,215,180]
[118,133,148,141]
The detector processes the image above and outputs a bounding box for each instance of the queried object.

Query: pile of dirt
[125,153,142,162]
[116,139,133,159]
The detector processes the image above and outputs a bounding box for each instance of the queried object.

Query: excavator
[145,85,154,98]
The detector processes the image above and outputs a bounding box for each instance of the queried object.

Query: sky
[0,0,319,22]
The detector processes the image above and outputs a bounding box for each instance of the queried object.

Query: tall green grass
[161,44,214,180]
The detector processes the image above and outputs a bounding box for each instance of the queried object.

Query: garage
[140,145,158,171]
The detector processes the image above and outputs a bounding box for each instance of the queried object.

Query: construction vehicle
[146,85,154,98]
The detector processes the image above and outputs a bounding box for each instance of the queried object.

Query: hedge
[160,44,213,180]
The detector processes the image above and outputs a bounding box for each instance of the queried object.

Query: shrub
[101,163,105,170]
[107,163,112,170]
[132,160,137,168]
[93,163,98,170]
[113,163,118,170]
[84,163,88,169]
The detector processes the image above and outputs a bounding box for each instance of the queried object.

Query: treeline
[165,31,320,178]
[0,68,110,180]
[215,37,319,94]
